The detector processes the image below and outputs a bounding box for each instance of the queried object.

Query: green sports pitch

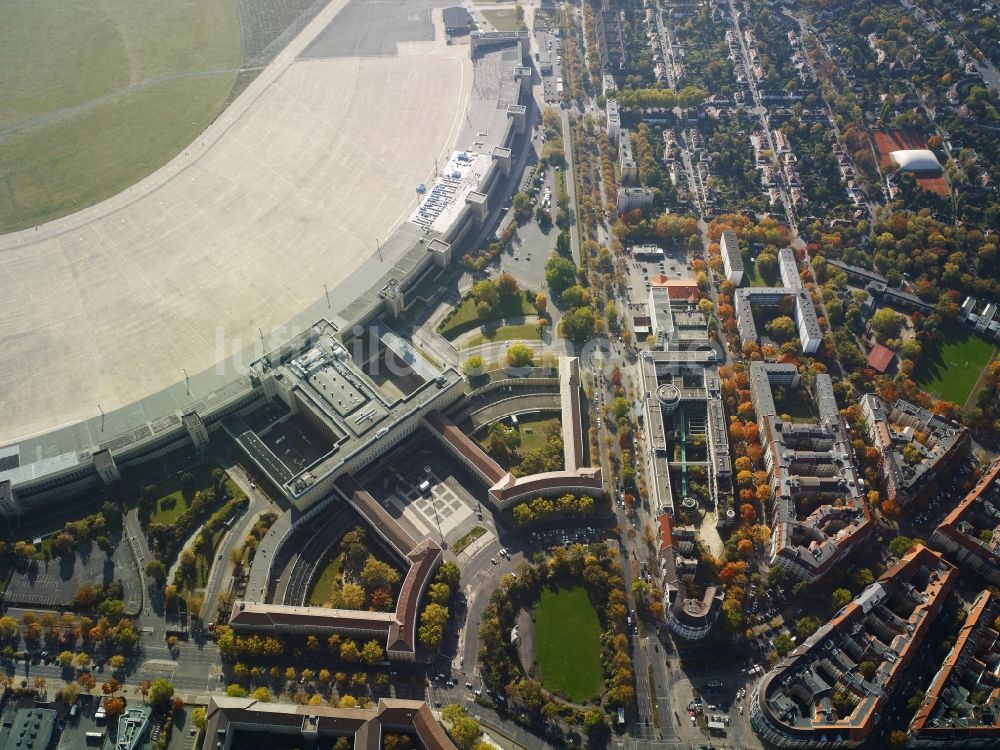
[533,585,604,704]
[915,323,996,407]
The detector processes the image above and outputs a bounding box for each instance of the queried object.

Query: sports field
[0,0,241,233]
[534,586,603,703]
[916,323,996,406]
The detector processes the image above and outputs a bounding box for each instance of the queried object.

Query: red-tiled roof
[650,276,700,299]
[488,468,603,504]
[867,343,896,373]
[423,410,507,484]
[659,513,673,550]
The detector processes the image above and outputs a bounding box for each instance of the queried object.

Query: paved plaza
[387,465,476,539]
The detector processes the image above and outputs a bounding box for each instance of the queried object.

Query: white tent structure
[889,149,942,174]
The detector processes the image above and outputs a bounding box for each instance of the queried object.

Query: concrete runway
[0,1,471,444]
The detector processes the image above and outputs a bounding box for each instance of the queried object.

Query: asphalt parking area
[3,540,140,611]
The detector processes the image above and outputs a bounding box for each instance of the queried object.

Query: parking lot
[526,526,609,550]
[4,539,140,611]
[535,30,563,105]
[908,459,974,531]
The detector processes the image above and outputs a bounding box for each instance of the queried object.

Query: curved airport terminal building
[0,25,535,524]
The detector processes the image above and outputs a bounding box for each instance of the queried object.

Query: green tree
[471,280,499,314]
[250,687,272,702]
[764,316,797,343]
[560,284,590,309]
[0,616,17,641]
[435,561,461,590]
[226,683,249,698]
[511,192,533,223]
[774,633,795,656]
[147,678,174,708]
[462,355,484,376]
[582,708,607,734]
[870,308,905,342]
[428,582,452,606]
[545,255,577,298]
[756,251,778,281]
[144,560,167,585]
[361,557,401,592]
[832,689,855,718]
[191,707,207,731]
[506,343,534,368]
[361,640,385,665]
[796,616,822,640]
[418,603,449,649]
[560,306,596,341]
[831,588,852,609]
[485,421,521,464]
[450,715,482,750]
[516,678,545,711]
[889,536,914,558]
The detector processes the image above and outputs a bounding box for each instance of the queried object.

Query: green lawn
[438,292,536,340]
[772,387,818,424]
[518,415,561,454]
[554,167,569,206]
[0,0,240,232]
[534,586,603,703]
[915,323,996,406]
[464,323,541,348]
[149,462,242,526]
[452,526,487,555]
[308,553,344,606]
[742,257,777,288]
[481,9,520,31]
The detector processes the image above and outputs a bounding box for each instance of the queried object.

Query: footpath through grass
[534,586,603,703]
[149,462,241,526]
[915,323,996,406]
